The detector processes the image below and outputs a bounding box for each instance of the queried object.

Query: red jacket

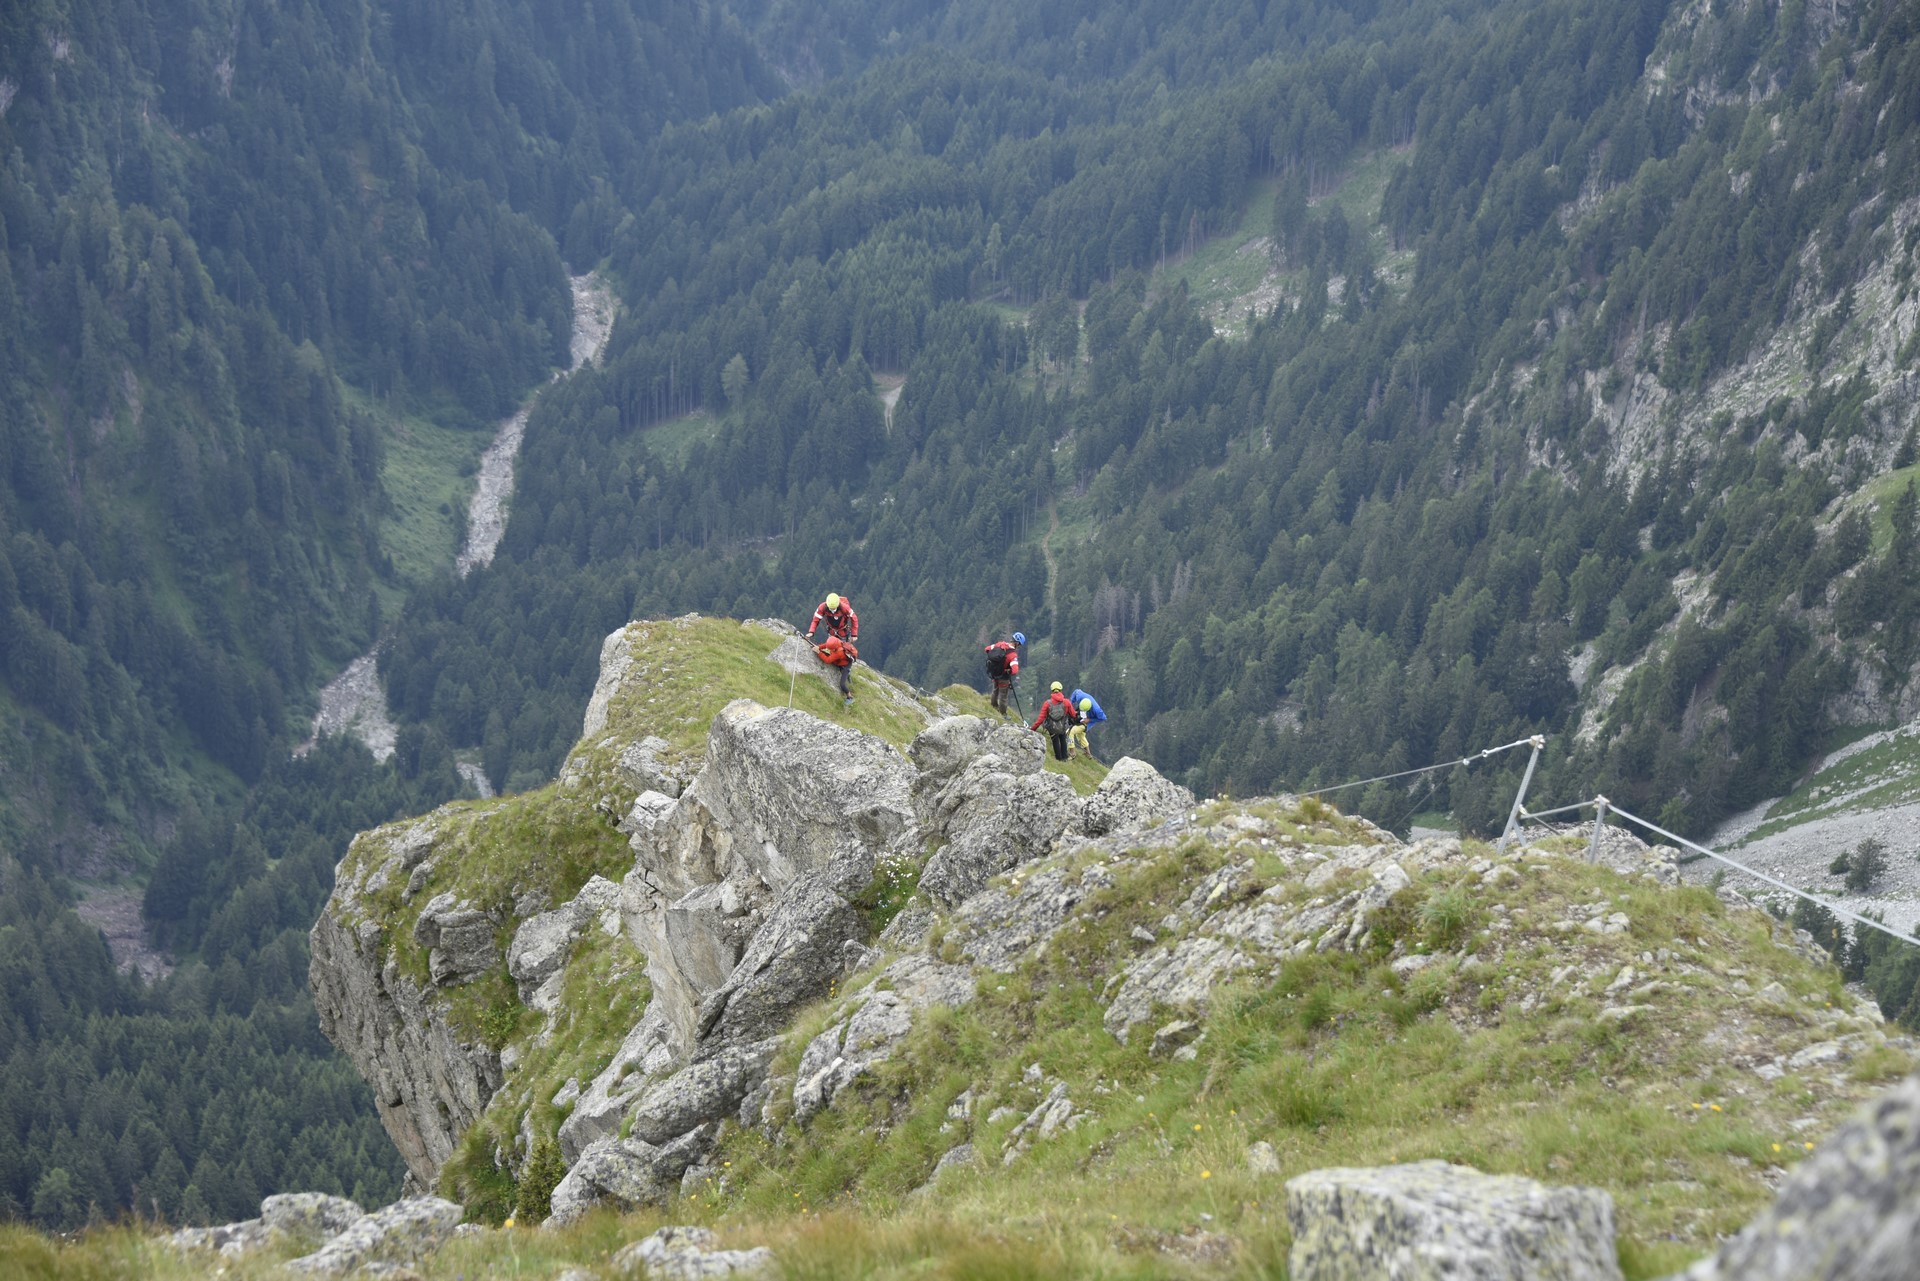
[984,640,1021,681]
[1030,691,1080,733]
[809,598,858,642]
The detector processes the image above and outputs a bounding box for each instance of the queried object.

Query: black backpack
[984,644,1012,678]
[1043,697,1071,732]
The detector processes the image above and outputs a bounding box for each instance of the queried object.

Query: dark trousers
[991,680,1012,713]
[1047,731,1069,761]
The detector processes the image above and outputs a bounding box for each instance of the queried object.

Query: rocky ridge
[313,616,1185,1209]
[313,615,1919,1273]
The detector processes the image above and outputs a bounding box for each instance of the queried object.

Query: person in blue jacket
[1068,689,1106,762]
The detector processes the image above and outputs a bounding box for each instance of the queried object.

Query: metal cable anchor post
[1495,735,1547,854]
[1587,795,1611,863]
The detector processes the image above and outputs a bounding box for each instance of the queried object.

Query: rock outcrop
[284,1195,465,1275]
[310,821,503,1186]
[315,614,1900,1268]
[167,1191,455,1274]
[1285,1162,1624,1281]
[611,1225,778,1279]
[314,616,1198,1219]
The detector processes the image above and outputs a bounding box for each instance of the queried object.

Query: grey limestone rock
[557,1004,676,1161]
[792,955,975,1121]
[612,1225,778,1279]
[931,1142,976,1179]
[165,1218,277,1257]
[311,838,503,1187]
[691,700,919,896]
[1079,756,1194,837]
[261,1191,366,1240]
[628,1038,778,1144]
[908,714,1041,792]
[615,735,686,798]
[412,892,498,987]
[919,754,1079,906]
[1104,936,1253,1044]
[545,1126,716,1225]
[506,875,621,1002]
[1284,1161,1623,1281]
[622,700,917,1057]
[1002,1082,1082,1164]
[1669,1070,1920,1281]
[693,874,867,1051]
[953,860,1110,972]
[582,625,640,740]
[283,1196,464,1276]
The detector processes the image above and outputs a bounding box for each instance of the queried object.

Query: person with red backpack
[983,632,1024,717]
[807,592,859,703]
[1029,680,1081,761]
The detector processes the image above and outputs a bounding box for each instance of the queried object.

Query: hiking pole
[787,668,797,708]
[1009,676,1027,720]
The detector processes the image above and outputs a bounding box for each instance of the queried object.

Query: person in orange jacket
[808,592,859,702]
[1029,680,1081,761]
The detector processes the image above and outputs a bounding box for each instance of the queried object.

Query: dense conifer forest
[6,0,1920,1230]
[0,0,774,1226]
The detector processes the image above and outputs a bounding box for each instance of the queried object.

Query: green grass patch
[1148,148,1415,339]
[1739,723,1920,843]
[346,385,498,589]
[643,410,723,469]
[1841,462,1920,556]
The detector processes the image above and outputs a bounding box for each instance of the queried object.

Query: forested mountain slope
[0,0,778,1230]
[387,0,1920,847]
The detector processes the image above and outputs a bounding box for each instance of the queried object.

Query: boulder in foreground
[1285,1160,1623,1281]
[1670,1070,1920,1281]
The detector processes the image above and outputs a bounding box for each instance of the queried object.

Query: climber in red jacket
[807,593,859,703]
[1029,681,1081,761]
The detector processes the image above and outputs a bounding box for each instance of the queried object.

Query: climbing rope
[1299,735,1541,799]
[1604,802,1920,949]
[1297,734,1920,950]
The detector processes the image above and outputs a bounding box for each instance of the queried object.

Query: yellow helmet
[1050,681,1063,692]
[1079,699,1091,712]
[825,592,841,609]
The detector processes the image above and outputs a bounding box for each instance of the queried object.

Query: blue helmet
[1012,632,1025,646]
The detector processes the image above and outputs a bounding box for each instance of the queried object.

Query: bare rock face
[262,1192,367,1239]
[582,625,642,741]
[1669,1070,1920,1281]
[316,619,1214,1227]
[622,700,917,1058]
[166,1218,278,1258]
[310,823,502,1188]
[1080,755,1194,837]
[1285,1161,1624,1281]
[506,875,620,1003]
[546,1127,717,1227]
[692,875,867,1051]
[912,715,1079,906]
[792,955,975,1122]
[412,892,498,986]
[629,1039,779,1143]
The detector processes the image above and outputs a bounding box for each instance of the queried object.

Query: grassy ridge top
[21,801,1913,1280]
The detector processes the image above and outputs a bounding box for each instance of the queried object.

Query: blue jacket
[1069,690,1107,724]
